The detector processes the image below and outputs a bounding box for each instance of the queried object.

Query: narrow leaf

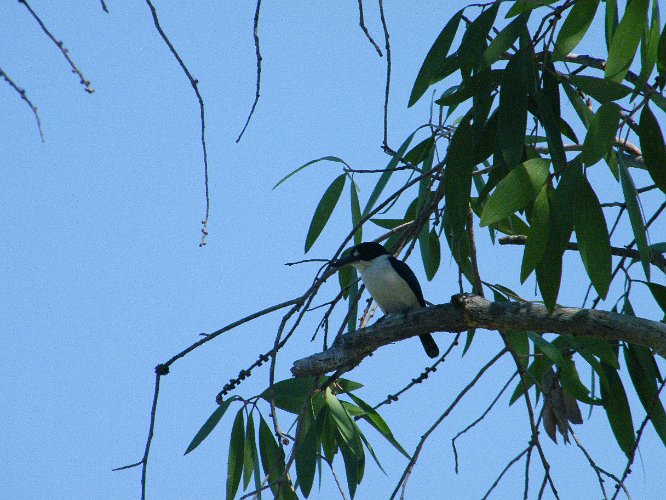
[574,176,612,299]
[305,174,346,252]
[409,10,464,106]
[568,75,632,103]
[243,414,256,491]
[498,50,530,170]
[600,363,636,457]
[419,227,441,281]
[295,409,317,497]
[444,114,476,235]
[226,409,245,500]
[639,104,666,193]
[483,13,530,68]
[580,102,622,166]
[185,398,237,455]
[521,184,551,282]
[459,3,499,78]
[619,160,651,280]
[554,0,600,59]
[605,0,649,82]
[480,158,550,226]
[273,156,348,190]
[350,180,362,244]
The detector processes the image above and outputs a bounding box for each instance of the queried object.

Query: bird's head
[331,242,389,270]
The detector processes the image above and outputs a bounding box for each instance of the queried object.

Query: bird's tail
[419,334,439,358]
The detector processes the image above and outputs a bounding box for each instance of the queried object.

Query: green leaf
[510,350,552,404]
[505,331,530,368]
[600,362,636,458]
[409,10,464,106]
[243,415,261,497]
[483,13,529,68]
[624,344,666,447]
[185,398,238,455]
[419,227,441,281]
[605,0,649,82]
[554,0,600,59]
[345,392,410,459]
[498,50,530,170]
[562,81,595,127]
[506,0,557,17]
[538,55,566,168]
[521,184,551,282]
[580,102,622,166]
[404,136,435,164]
[305,174,346,252]
[260,378,316,414]
[643,281,666,314]
[552,161,582,253]
[535,227,564,311]
[619,160,651,280]
[636,1,660,90]
[273,156,348,190]
[458,3,499,78]
[528,332,565,366]
[639,104,666,193]
[444,114,476,235]
[605,0,619,50]
[226,408,245,500]
[338,439,360,499]
[259,415,282,478]
[574,176,612,299]
[568,75,632,103]
[362,133,415,218]
[338,260,357,299]
[350,180,362,244]
[325,388,358,447]
[435,69,503,107]
[559,358,597,405]
[295,409,317,497]
[658,21,666,75]
[480,158,550,227]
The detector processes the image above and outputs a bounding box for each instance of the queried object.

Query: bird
[332,241,440,358]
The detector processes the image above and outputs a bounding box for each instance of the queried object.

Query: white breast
[355,255,421,314]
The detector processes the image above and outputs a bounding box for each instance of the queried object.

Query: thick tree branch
[291,295,666,377]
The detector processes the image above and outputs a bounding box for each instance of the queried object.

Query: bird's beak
[331,254,356,268]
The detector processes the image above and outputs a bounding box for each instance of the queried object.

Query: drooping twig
[236,0,263,143]
[18,0,94,93]
[144,0,210,246]
[357,0,383,56]
[0,67,44,141]
[389,348,508,500]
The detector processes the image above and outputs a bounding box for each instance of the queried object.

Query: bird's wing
[388,256,426,307]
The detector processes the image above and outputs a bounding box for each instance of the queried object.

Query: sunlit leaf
[605,0,619,50]
[554,0,600,59]
[521,184,550,282]
[305,174,346,252]
[480,159,550,227]
[350,181,362,244]
[420,227,441,281]
[605,0,649,82]
[483,13,529,68]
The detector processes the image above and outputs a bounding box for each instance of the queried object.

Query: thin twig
[18,0,94,93]
[389,348,508,500]
[236,0,263,142]
[482,446,531,500]
[0,67,44,141]
[100,0,109,13]
[452,372,518,474]
[378,0,391,149]
[357,0,383,56]
[144,0,210,246]
[498,235,666,274]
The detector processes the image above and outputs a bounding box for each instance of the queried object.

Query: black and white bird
[332,242,439,358]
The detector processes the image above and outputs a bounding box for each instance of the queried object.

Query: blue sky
[2,1,665,499]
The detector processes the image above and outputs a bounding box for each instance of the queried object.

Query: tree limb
[291,294,666,377]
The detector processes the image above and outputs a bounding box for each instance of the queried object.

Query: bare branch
[292,294,666,377]
[498,235,666,274]
[357,0,383,56]
[236,0,263,143]
[144,0,211,246]
[378,0,391,149]
[0,66,44,141]
[18,0,94,93]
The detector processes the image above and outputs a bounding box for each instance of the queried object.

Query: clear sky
[2,1,665,499]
